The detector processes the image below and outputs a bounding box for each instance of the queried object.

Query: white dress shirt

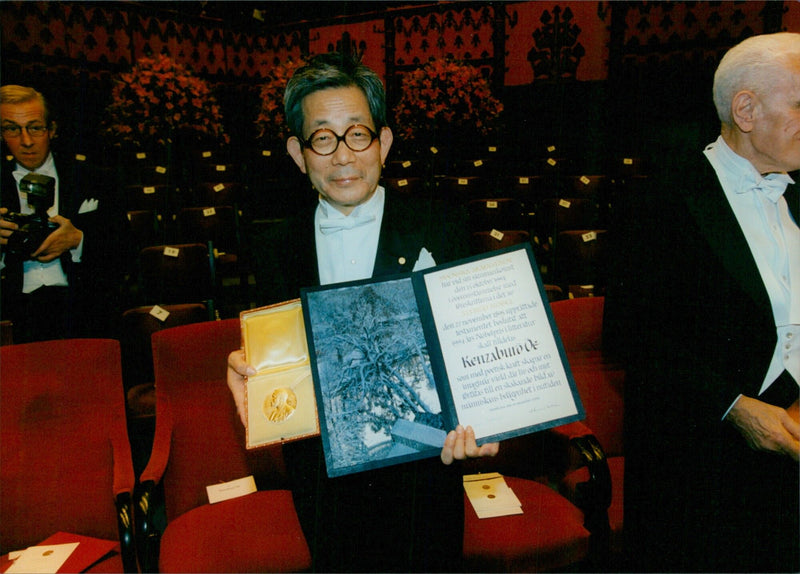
[704,136,800,414]
[315,186,385,285]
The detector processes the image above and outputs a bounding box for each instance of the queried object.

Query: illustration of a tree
[310,281,443,463]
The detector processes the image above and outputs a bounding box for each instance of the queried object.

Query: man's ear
[48,121,57,139]
[378,126,393,166]
[286,136,307,174]
[730,90,756,133]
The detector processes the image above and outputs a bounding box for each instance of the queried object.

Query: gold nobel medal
[263,387,298,422]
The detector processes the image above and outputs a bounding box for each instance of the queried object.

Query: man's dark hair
[284,52,387,138]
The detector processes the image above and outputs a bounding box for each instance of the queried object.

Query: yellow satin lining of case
[243,302,309,373]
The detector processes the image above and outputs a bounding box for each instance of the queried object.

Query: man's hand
[726,395,800,461]
[441,424,500,465]
[227,349,256,427]
[787,399,799,423]
[0,207,18,246]
[31,215,82,262]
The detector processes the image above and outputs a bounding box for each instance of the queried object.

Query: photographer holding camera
[1,85,126,342]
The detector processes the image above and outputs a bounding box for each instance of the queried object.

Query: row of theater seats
[379,151,646,299]
[118,149,254,408]
[0,296,624,572]
[383,174,640,299]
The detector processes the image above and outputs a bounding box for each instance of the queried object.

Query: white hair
[713,32,800,125]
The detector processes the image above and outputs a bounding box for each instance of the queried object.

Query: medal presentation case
[241,299,320,449]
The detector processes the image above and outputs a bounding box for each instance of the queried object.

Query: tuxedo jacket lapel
[296,200,320,286]
[786,181,799,223]
[55,153,74,216]
[372,193,428,277]
[2,159,22,212]
[683,159,772,314]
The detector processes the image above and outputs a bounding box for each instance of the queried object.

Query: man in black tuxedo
[227,52,498,572]
[607,33,799,572]
[0,85,125,342]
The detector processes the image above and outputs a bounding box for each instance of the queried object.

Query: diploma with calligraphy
[300,244,584,477]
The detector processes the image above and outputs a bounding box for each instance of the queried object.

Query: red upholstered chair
[383,158,426,178]
[0,339,137,573]
[124,184,175,214]
[550,296,606,365]
[382,176,426,196]
[462,472,591,572]
[193,162,242,184]
[470,230,531,255]
[437,175,486,201]
[501,174,558,204]
[550,296,624,564]
[565,174,610,198]
[120,303,211,420]
[552,229,610,289]
[537,197,599,234]
[126,209,161,251]
[121,304,210,390]
[461,422,595,571]
[137,243,215,306]
[0,320,12,345]
[467,198,525,232]
[192,181,245,207]
[137,319,311,573]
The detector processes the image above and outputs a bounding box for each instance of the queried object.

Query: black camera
[3,173,58,259]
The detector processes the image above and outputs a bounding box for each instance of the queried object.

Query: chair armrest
[548,422,612,526]
[549,421,613,568]
[134,480,161,573]
[115,491,138,573]
[569,433,612,511]
[139,391,172,484]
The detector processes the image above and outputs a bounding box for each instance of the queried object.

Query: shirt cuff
[722,394,743,420]
[70,231,84,263]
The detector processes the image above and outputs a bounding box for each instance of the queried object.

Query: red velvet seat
[461,297,623,572]
[137,319,311,573]
[550,295,605,365]
[463,475,590,572]
[0,339,137,572]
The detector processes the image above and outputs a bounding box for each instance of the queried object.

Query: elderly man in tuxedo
[608,32,799,572]
[227,52,498,572]
[0,85,125,342]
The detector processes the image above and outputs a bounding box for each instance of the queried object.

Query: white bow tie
[740,174,791,203]
[318,214,376,235]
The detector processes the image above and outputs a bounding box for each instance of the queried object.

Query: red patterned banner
[392,5,496,66]
[505,2,610,85]
[310,20,387,80]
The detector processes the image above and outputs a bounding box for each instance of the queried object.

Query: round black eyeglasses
[301,124,378,156]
